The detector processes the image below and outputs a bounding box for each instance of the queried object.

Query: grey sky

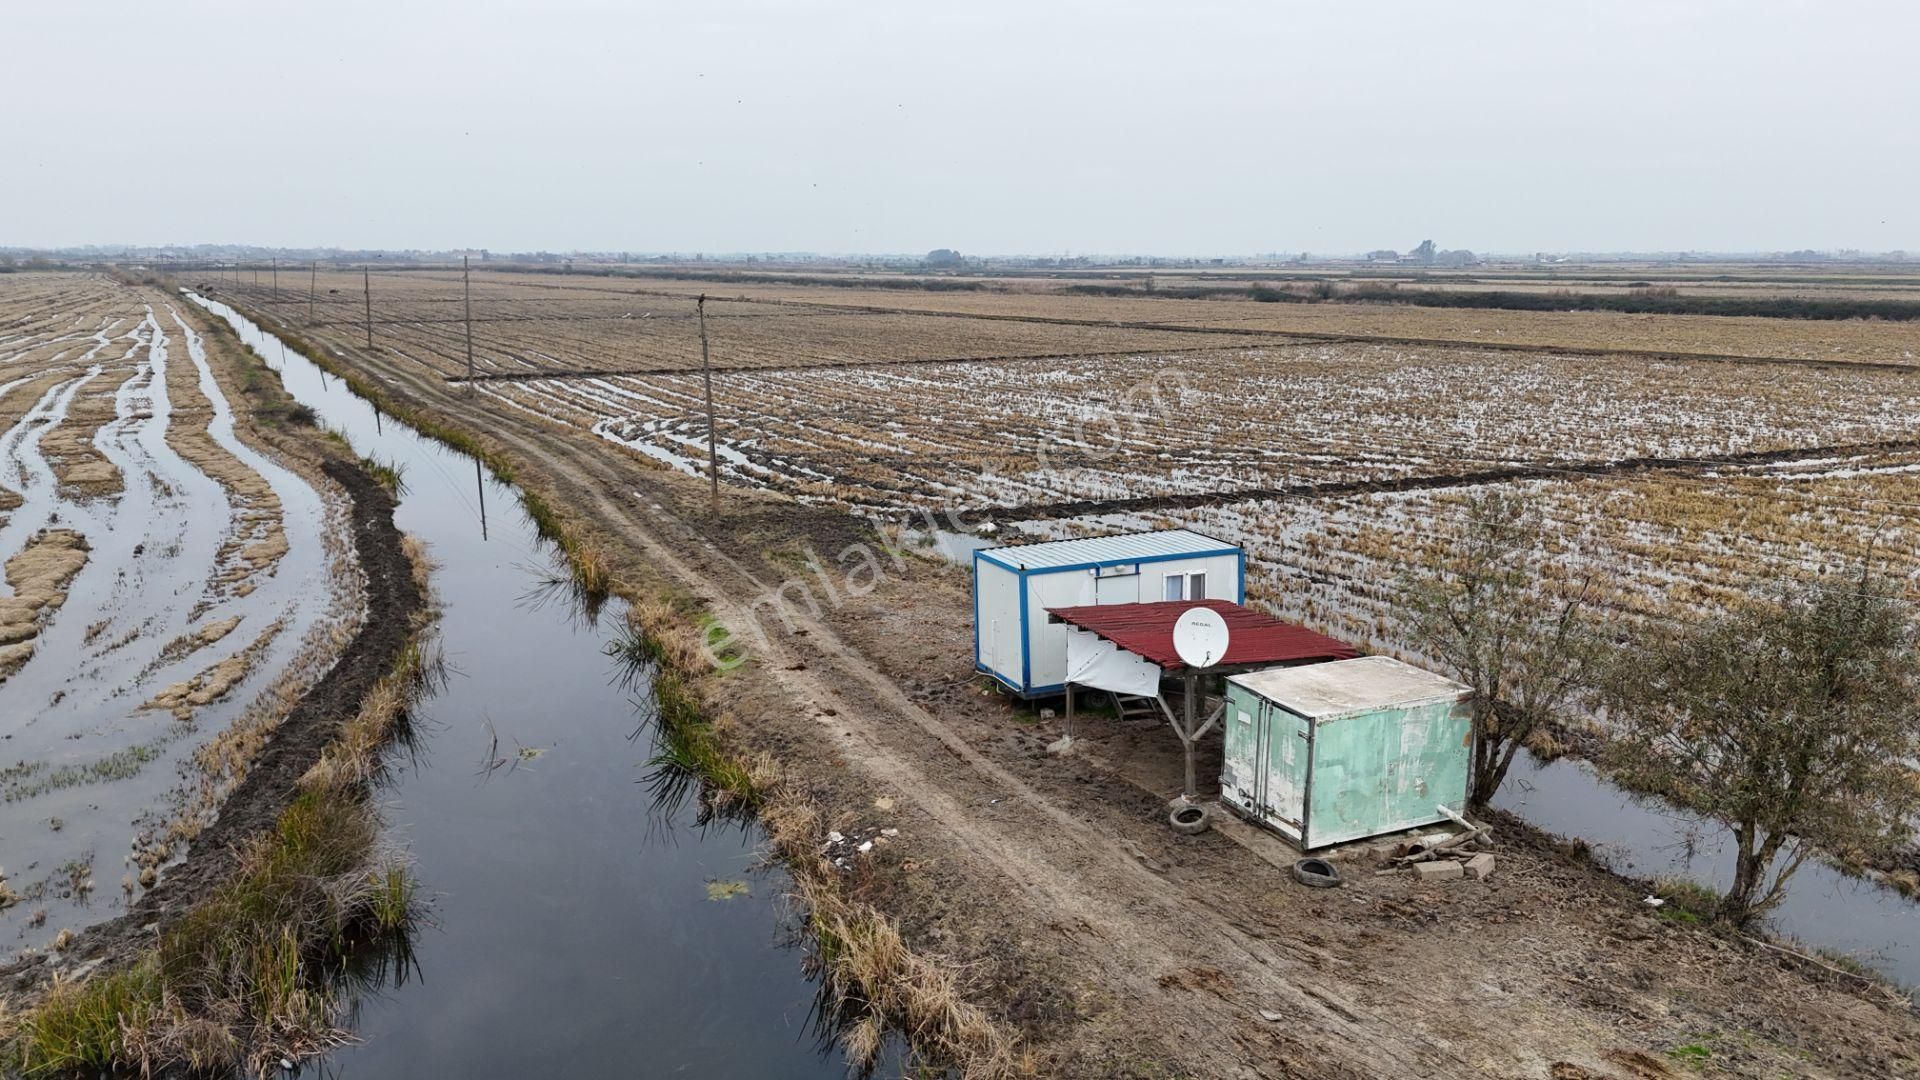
[8,1,1915,255]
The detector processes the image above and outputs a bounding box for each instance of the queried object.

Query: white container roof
[977,529,1238,572]
[1230,655,1471,719]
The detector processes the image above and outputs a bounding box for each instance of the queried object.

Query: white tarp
[1065,627,1162,698]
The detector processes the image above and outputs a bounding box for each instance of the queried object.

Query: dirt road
[248,299,1920,1079]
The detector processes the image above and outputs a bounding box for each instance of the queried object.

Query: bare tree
[1608,567,1920,928]
[1403,489,1599,807]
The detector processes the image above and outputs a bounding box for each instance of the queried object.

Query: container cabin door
[1260,703,1311,839]
[1221,686,1261,816]
[1374,702,1471,834]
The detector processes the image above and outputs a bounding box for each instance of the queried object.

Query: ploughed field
[229,266,1920,637]
[0,273,358,951]
[234,266,1920,373]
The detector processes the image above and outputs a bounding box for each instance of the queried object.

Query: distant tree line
[585,267,992,292]
[1064,280,1920,321]
[1326,284,1920,322]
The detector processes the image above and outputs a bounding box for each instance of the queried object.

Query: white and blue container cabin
[972,529,1245,699]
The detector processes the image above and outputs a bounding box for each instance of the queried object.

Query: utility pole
[697,294,719,509]
[363,265,374,349]
[271,258,278,299]
[308,262,316,323]
[463,254,475,390]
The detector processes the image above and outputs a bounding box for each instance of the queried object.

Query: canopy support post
[1181,672,1198,801]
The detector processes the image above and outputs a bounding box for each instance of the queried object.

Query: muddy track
[271,323,1509,1077]
[984,436,1920,523]
[1,458,422,996]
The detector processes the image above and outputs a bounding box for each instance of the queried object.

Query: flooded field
[1498,754,1920,991]
[2,274,355,952]
[192,296,870,1077]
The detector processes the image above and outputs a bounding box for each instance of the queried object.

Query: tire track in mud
[983,436,1920,524]
[274,316,1469,1078]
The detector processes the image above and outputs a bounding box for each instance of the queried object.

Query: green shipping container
[1220,655,1473,850]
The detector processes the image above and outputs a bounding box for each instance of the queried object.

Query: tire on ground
[1169,802,1211,834]
[1292,857,1342,888]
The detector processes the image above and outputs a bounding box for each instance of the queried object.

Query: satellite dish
[1172,607,1230,669]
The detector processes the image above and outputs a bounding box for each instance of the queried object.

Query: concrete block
[1465,853,1496,880]
[1412,859,1463,882]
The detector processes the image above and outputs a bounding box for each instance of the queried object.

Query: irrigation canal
[1496,752,1920,990]
[191,295,877,1077]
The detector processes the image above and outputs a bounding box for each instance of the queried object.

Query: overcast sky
[7,1,1915,255]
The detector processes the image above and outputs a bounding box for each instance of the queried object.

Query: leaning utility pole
[363,266,374,349]
[463,255,475,389]
[697,294,719,509]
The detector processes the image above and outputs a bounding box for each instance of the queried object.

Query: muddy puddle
[190,296,878,1077]
[3,303,348,952]
[1498,752,1920,990]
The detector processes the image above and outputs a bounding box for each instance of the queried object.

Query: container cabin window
[1163,571,1208,601]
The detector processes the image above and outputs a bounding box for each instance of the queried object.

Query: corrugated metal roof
[1230,655,1471,719]
[1046,599,1358,672]
[977,528,1236,572]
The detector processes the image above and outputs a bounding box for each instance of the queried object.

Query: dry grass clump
[8,540,435,1078]
[517,486,611,604]
[787,829,1024,1076]
[142,618,286,718]
[622,595,715,674]
[10,788,417,1077]
[0,529,90,681]
[38,382,123,498]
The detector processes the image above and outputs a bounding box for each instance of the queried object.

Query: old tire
[1168,802,1212,834]
[1292,858,1342,888]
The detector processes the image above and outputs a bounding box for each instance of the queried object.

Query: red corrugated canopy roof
[1047,599,1358,671]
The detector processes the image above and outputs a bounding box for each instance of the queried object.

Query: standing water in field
[2,298,350,952]
[189,295,875,1077]
[1498,753,1920,991]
